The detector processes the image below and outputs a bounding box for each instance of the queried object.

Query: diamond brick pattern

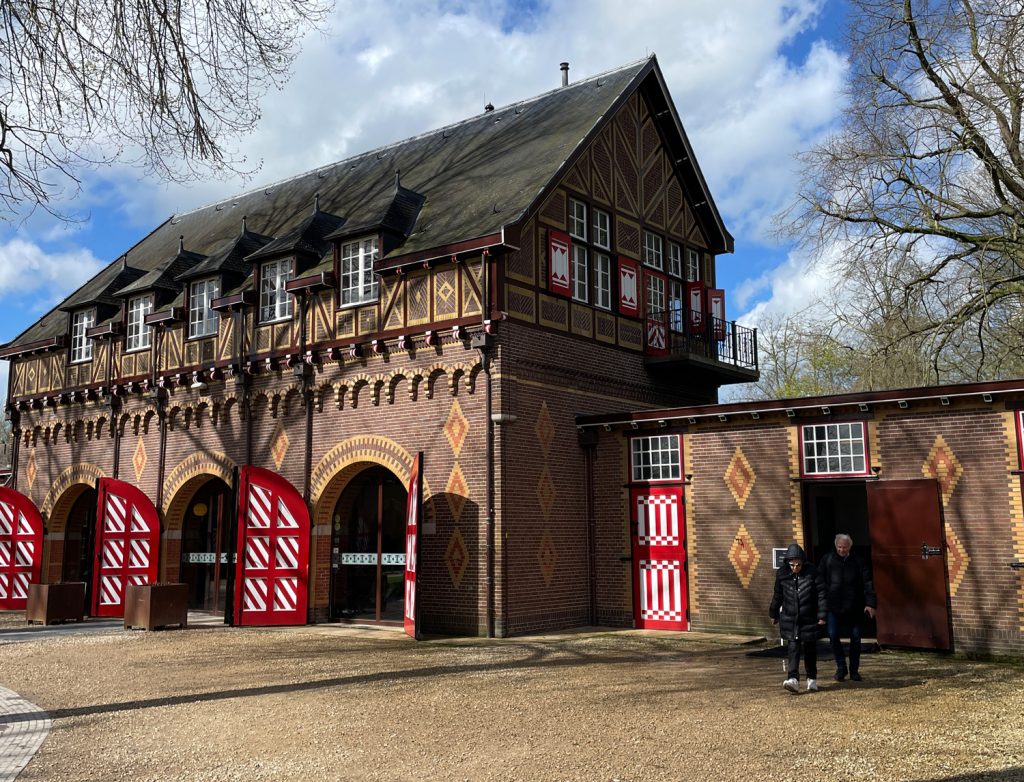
[446,462,469,523]
[25,449,37,492]
[724,447,756,510]
[536,466,556,519]
[945,522,970,597]
[535,402,554,458]
[538,529,557,586]
[270,420,290,470]
[922,435,963,507]
[132,437,148,482]
[728,524,760,589]
[444,399,469,458]
[444,526,468,588]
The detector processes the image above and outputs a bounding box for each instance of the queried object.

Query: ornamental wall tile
[728,524,760,589]
[922,435,963,506]
[25,449,37,492]
[945,522,970,598]
[445,462,469,523]
[724,447,756,510]
[536,466,556,519]
[535,401,555,458]
[538,529,557,586]
[132,436,148,482]
[270,419,290,470]
[444,399,469,458]
[444,526,469,588]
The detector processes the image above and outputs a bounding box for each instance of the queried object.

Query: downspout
[154,325,169,519]
[474,249,495,638]
[9,410,20,492]
[108,336,121,480]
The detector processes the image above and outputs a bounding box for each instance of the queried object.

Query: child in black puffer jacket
[769,543,827,693]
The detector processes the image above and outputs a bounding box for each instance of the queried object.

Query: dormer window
[340,237,379,307]
[70,308,95,363]
[126,295,153,352]
[259,258,295,323]
[189,277,220,338]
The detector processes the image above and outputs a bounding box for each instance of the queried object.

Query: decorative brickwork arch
[40,462,106,525]
[161,451,237,521]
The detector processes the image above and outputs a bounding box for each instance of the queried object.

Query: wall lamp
[785,409,796,418]
[821,406,830,415]
[983,393,994,402]
[687,417,697,425]
[658,419,668,428]
[858,403,870,412]
[898,400,909,409]
[717,414,728,422]
[870,466,882,479]
[750,412,760,420]
[630,421,639,430]
[603,424,612,432]
[683,473,694,485]
[940,397,950,406]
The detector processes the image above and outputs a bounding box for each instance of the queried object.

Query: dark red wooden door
[234,466,309,626]
[631,486,688,630]
[404,452,422,639]
[0,487,44,610]
[91,478,161,617]
[866,479,951,649]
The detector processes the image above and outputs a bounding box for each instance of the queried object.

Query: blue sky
[0,0,852,401]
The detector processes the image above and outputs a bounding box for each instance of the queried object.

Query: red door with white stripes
[631,485,689,630]
[404,452,423,639]
[233,466,309,626]
[0,487,44,610]
[91,478,161,617]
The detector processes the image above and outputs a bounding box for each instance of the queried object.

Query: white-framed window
[630,434,682,482]
[594,253,612,310]
[70,308,95,363]
[340,237,379,307]
[646,273,666,317]
[189,277,220,338]
[801,422,868,476]
[592,209,610,249]
[259,258,295,323]
[572,246,589,302]
[569,198,587,240]
[687,248,702,282]
[643,231,663,270]
[668,242,682,277]
[669,280,683,332]
[126,295,153,352]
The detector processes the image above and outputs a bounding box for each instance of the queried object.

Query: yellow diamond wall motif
[538,529,557,586]
[25,448,37,491]
[728,524,761,589]
[945,522,970,597]
[445,526,469,588]
[132,436,148,482]
[446,462,469,523]
[536,466,556,519]
[724,447,756,510]
[922,435,963,506]
[270,420,290,470]
[444,399,469,457]
[535,401,555,458]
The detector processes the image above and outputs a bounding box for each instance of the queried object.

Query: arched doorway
[179,478,233,613]
[330,466,407,624]
[61,487,97,605]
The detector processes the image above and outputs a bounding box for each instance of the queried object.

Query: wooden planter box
[26,582,86,625]
[123,583,188,631]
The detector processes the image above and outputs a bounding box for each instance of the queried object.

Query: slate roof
[4,55,728,350]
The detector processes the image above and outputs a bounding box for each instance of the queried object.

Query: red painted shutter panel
[618,256,641,317]
[686,281,705,334]
[548,229,573,297]
[707,288,726,340]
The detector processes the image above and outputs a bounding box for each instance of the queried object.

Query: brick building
[577,379,1024,656]
[0,57,758,636]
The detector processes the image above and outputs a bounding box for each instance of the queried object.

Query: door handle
[921,544,943,560]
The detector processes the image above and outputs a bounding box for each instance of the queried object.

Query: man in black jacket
[817,533,877,681]
[769,543,826,693]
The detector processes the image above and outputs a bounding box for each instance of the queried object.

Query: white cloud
[0,238,105,304]
[735,242,844,327]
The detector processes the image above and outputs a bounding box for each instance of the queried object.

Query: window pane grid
[687,249,701,282]
[189,278,220,338]
[340,237,379,306]
[259,259,295,323]
[646,274,665,317]
[569,199,587,240]
[594,253,611,310]
[592,209,610,249]
[572,246,589,302]
[631,435,681,482]
[669,281,683,332]
[668,243,682,277]
[643,231,663,270]
[802,422,866,475]
[126,295,153,352]
[70,309,95,363]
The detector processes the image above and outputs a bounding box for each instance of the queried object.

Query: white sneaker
[783,678,799,693]
[806,678,818,692]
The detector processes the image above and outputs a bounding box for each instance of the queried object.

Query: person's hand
[818,619,826,625]
[771,618,778,625]
[865,606,876,619]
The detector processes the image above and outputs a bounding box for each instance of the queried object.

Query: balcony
[644,313,758,385]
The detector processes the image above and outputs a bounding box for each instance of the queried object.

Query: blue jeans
[827,611,862,674]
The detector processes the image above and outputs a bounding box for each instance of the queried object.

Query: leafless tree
[0,0,329,220]
[786,0,1024,381]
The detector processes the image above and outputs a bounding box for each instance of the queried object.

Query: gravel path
[1,611,1022,781]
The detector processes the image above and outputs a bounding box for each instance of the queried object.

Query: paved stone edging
[0,686,50,781]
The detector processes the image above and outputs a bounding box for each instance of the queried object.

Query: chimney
[560,62,569,87]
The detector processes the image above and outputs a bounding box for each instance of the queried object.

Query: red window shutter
[707,288,726,340]
[548,229,572,297]
[686,281,705,334]
[618,256,641,317]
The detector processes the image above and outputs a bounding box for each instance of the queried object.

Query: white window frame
[572,245,589,303]
[668,242,682,278]
[569,198,587,241]
[800,422,869,476]
[669,280,684,333]
[70,308,95,364]
[126,295,153,352]
[643,231,663,270]
[340,237,379,307]
[646,273,666,317]
[592,209,610,249]
[630,434,682,483]
[189,277,220,339]
[259,258,295,323]
[687,248,702,282]
[594,252,612,310]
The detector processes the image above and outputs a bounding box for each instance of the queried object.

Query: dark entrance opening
[329,466,407,624]
[61,487,97,613]
[179,478,233,613]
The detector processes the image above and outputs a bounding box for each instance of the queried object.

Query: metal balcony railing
[647,313,758,371]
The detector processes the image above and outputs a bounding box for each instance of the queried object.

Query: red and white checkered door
[0,487,43,610]
[631,486,689,630]
[91,478,161,617]
[234,466,309,626]
[404,452,422,639]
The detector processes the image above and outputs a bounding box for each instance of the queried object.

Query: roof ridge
[171,56,655,222]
